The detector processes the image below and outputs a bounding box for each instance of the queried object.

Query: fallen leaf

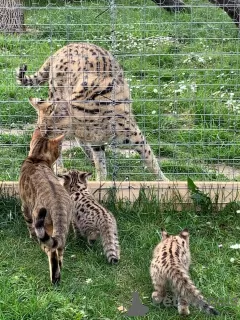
[117,306,127,313]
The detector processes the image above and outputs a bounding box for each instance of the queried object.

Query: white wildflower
[218,244,223,248]
[153,88,158,94]
[230,258,235,263]
[198,57,205,63]
[152,110,157,115]
[85,278,93,284]
[230,244,240,249]
[190,83,197,92]
[179,84,187,91]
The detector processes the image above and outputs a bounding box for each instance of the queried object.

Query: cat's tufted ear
[50,134,65,145]
[29,97,53,111]
[57,173,69,185]
[83,172,92,179]
[79,171,92,183]
[161,229,169,241]
[31,127,43,141]
[179,228,189,240]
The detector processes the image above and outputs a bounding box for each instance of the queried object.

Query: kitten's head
[58,169,92,193]
[161,229,190,246]
[29,127,64,166]
[29,97,72,137]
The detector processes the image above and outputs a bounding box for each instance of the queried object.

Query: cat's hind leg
[118,124,168,181]
[151,273,167,304]
[21,204,36,238]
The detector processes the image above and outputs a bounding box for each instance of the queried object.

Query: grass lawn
[1,0,240,181]
[1,191,240,319]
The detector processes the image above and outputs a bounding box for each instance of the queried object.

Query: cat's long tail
[16,57,51,87]
[171,268,219,315]
[100,219,120,264]
[35,208,61,249]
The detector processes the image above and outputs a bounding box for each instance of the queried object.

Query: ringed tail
[101,222,120,264]
[35,208,59,249]
[171,268,219,316]
[16,58,51,87]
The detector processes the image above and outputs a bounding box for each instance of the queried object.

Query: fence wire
[0,0,240,182]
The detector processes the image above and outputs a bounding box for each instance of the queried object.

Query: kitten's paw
[178,307,190,316]
[152,291,164,304]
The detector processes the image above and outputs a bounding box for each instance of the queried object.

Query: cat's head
[58,169,92,193]
[29,97,72,137]
[160,229,190,246]
[29,127,64,166]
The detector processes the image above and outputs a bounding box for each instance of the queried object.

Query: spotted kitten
[150,229,219,316]
[16,42,168,181]
[19,128,73,284]
[58,169,120,264]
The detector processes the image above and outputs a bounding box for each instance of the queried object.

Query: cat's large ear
[29,97,53,111]
[179,228,189,240]
[79,171,92,183]
[51,134,65,144]
[31,127,43,140]
[57,173,69,185]
[161,229,169,241]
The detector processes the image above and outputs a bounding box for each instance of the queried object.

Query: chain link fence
[1,0,240,182]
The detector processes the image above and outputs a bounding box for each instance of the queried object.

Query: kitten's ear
[80,171,92,183]
[57,174,68,185]
[161,229,169,241]
[51,134,65,144]
[83,172,92,179]
[179,228,189,240]
[57,173,69,181]
[29,97,53,111]
[31,127,43,140]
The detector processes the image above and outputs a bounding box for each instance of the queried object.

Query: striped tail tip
[202,302,219,316]
[209,307,219,316]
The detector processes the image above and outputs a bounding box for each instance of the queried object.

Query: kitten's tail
[35,208,61,249]
[171,268,219,315]
[100,219,120,264]
[16,58,50,87]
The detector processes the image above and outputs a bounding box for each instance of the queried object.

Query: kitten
[58,169,120,264]
[150,229,219,316]
[18,128,73,284]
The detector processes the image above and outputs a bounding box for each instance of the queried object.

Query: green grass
[1,0,240,180]
[1,191,240,319]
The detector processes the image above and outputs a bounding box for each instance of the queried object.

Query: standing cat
[58,169,120,264]
[19,128,73,284]
[16,42,168,181]
[150,229,219,316]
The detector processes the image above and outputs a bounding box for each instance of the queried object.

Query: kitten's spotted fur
[16,42,168,181]
[58,169,120,264]
[150,229,218,316]
[19,128,73,284]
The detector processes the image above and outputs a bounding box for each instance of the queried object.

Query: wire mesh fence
[1,0,240,182]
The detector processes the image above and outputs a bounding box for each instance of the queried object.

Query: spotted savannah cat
[16,42,168,181]
[58,169,120,264]
[19,128,73,284]
[150,229,218,316]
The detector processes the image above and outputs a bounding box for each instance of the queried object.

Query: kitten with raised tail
[58,169,120,264]
[150,229,219,316]
[19,128,73,284]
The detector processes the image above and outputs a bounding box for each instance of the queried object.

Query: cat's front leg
[91,146,107,181]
